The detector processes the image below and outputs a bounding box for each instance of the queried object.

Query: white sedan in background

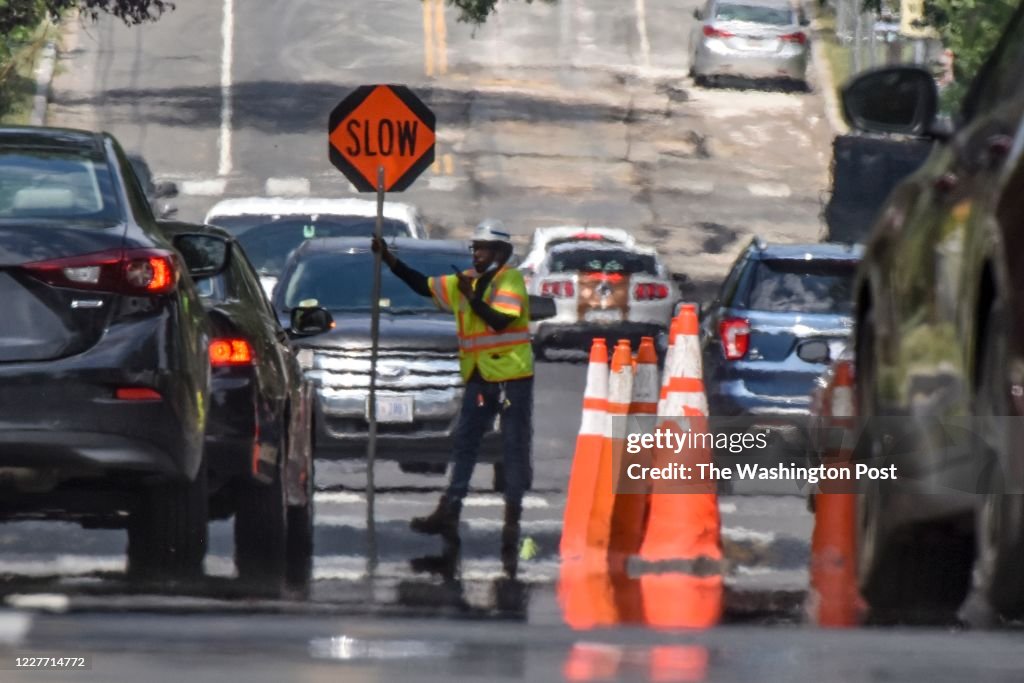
[527,240,679,359]
[518,226,637,288]
[205,197,427,295]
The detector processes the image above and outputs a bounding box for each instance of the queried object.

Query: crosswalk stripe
[314,492,551,509]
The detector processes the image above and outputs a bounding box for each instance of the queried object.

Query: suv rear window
[741,259,856,313]
[548,249,658,275]
[0,150,121,225]
[208,215,412,276]
[714,3,792,24]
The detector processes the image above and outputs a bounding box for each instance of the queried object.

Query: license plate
[366,395,414,423]
[585,308,624,324]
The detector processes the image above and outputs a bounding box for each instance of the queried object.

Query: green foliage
[923,0,1016,107]
[446,0,555,24]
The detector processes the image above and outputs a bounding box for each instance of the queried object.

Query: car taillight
[703,25,733,38]
[780,31,806,44]
[23,248,178,295]
[719,317,750,360]
[633,283,670,301]
[210,338,254,366]
[540,280,575,298]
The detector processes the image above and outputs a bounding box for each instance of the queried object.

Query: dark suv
[702,239,861,423]
[842,1,1024,617]
[0,126,211,578]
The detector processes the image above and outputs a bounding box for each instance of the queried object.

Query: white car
[528,240,678,358]
[518,226,637,287]
[205,197,427,295]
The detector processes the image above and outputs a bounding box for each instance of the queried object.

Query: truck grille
[306,348,461,391]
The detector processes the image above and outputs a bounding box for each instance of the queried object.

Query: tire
[286,453,314,590]
[854,307,973,617]
[973,306,1024,617]
[127,458,208,580]
[235,444,288,585]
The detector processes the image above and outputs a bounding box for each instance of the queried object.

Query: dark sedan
[702,239,861,423]
[274,238,503,474]
[0,126,210,579]
[160,221,323,586]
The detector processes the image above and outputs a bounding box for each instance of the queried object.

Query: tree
[447,0,555,24]
[1,1,174,36]
[923,0,1016,88]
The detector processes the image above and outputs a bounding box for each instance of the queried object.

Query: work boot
[500,501,523,577]
[410,494,461,543]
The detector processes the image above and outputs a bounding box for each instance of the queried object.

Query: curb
[30,40,57,126]
[811,36,848,137]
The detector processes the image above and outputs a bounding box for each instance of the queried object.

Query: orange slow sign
[328,85,436,192]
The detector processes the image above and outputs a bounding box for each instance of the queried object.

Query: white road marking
[265,177,311,196]
[6,594,69,613]
[634,0,652,68]
[674,179,715,195]
[315,515,563,532]
[180,178,228,196]
[718,502,738,514]
[747,182,791,198]
[0,612,32,645]
[314,492,550,508]
[218,0,234,176]
[721,526,776,544]
[426,176,461,191]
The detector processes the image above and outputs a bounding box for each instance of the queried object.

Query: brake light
[210,338,254,366]
[703,25,733,38]
[115,387,162,401]
[540,280,576,298]
[23,248,178,295]
[633,283,670,300]
[780,31,806,44]
[719,317,750,360]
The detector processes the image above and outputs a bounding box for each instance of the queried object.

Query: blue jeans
[447,375,533,506]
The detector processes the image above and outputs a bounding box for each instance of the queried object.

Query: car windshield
[548,248,658,275]
[0,149,121,225]
[207,215,412,276]
[743,259,857,314]
[279,249,472,312]
[714,3,792,24]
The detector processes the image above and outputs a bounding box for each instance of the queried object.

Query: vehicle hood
[286,311,459,352]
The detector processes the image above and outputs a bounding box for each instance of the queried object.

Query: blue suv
[701,239,862,424]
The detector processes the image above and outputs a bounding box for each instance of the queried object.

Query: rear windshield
[548,249,658,275]
[714,3,793,24]
[0,149,121,225]
[208,215,412,276]
[741,259,857,314]
[278,249,472,313]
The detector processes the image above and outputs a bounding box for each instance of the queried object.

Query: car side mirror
[155,181,179,199]
[529,295,557,322]
[841,66,938,137]
[290,302,334,337]
[797,340,831,364]
[173,233,230,279]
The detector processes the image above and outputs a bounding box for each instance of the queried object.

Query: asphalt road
[9,0,1020,680]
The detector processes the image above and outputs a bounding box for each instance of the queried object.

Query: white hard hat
[472,218,512,245]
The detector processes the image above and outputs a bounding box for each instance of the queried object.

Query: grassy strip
[0,20,60,125]
[814,9,852,97]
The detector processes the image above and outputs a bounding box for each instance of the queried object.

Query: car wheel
[127,457,208,580]
[854,307,973,618]
[973,306,1024,617]
[286,454,315,589]
[235,439,288,586]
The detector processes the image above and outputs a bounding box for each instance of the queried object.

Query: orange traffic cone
[608,337,658,558]
[809,358,864,627]
[641,572,724,629]
[586,340,633,556]
[657,314,684,415]
[639,305,722,564]
[561,338,610,561]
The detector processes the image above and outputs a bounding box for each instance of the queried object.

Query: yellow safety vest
[427,266,533,382]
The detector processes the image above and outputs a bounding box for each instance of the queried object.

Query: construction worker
[371,219,533,570]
